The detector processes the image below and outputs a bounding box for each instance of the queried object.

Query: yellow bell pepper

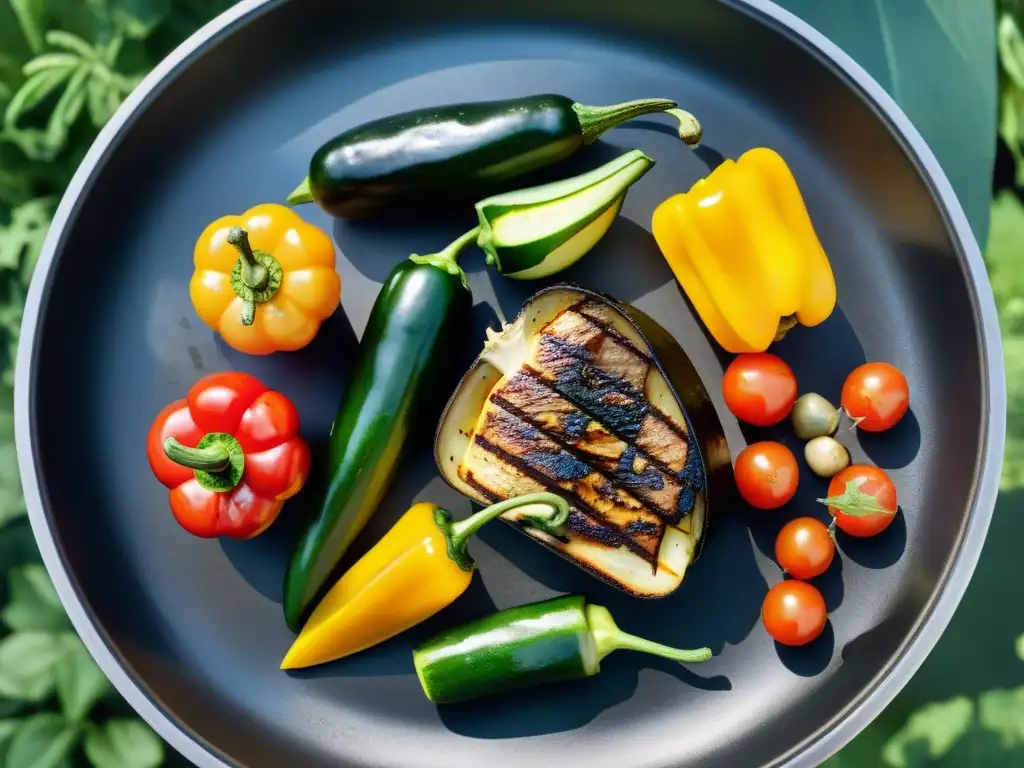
[280,492,569,670]
[651,147,836,354]
[191,203,341,355]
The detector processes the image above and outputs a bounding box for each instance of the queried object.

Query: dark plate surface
[14,0,1005,766]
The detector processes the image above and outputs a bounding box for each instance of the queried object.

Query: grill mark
[573,300,653,364]
[472,431,660,564]
[491,372,686,521]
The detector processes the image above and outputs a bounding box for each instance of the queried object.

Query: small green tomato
[791,393,840,439]
[804,436,850,478]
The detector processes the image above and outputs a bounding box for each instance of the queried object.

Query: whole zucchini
[282,231,475,630]
[287,94,700,219]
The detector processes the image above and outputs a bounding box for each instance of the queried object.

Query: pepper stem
[163,437,230,472]
[573,98,679,145]
[287,178,314,206]
[408,226,482,292]
[439,492,570,571]
[586,604,712,671]
[665,108,703,146]
[227,228,269,292]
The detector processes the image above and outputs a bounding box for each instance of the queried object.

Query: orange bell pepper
[651,148,836,354]
[191,203,341,355]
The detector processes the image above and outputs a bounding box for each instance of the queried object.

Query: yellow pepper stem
[439,492,571,571]
[226,227,283,326]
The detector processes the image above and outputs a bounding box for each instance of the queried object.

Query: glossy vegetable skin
[734,441,799,510]
[191,203,340,355]
[282,234,474,631]
[721,352,797,426]
[762,580,827,647]
[820,464,898,537]
[775,517,834,579]
[146,372,311,539]
[281,493,569,669]
[652,147,836,353]
[288,94,700,219]
[841,362,910,432]
[413,594,711,703]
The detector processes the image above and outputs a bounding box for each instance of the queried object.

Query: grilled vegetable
[434,285,731,597]
[281,493,568,669]
[287,94,701,219]
[476,149,654,279]
[652,147,836,353]
[282,229,475,631]
[413,594,712,703]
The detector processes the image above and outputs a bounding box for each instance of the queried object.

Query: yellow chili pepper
[280,492,569,670]
[191,203,341,355]
[651,147,836,354]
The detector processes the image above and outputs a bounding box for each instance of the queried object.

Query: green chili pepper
[282,229,476,631]
[287,94,700,220]
[412,594,712,703]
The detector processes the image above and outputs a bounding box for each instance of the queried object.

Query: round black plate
[15,0,1005,766]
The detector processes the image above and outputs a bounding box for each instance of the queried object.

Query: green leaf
[44,31,95,60]
[7,713,78,768]
[84,720,163,768]
[113,0,170,40]
[8,0,46,56]
[776,0,997,245]
[818,478,895,517]
[881,696,975,766]
[42,64,89,153]
[22,53,82,77]
[4,68,73,127]
[0,632,66,702]
[977,687,1024,748]
[0,197,54,276]
[0,717,23,762]
[1016,633,1024,663]
[86,77,121,127]
[999,13,1024,90]
[3,565,67,632]
[55,635,109,722]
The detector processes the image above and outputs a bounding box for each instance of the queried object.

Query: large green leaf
[55,635,110,722]
[84,720,163,768]
[881,697,975,766]
[6,713,78,768]
[777,0,997,246]
[3,565,68,633]
[0,632,66,703]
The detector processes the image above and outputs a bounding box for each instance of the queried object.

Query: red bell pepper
[146,372,311,539]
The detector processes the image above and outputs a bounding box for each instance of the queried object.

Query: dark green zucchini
[282,230,476,631]
[287,94,700,219]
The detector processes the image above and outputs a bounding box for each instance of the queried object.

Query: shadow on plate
[835,509,907,569]
[775,621,835,677]
[857,409,921,469]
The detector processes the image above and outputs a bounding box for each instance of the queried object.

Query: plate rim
[12,0,1007,766]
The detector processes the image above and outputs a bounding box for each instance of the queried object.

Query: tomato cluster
[721,354,908,647]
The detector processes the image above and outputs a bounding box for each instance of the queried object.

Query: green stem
[665,108,703,146]
[227,227,269,292]
[573,98,678,145]
[586,604,712,669]
[163,437,230,472]
[408,226,482,292]
[438,492,570,571]
[287,178,313,206]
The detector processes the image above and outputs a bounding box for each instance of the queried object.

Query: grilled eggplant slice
[435,285,731,597]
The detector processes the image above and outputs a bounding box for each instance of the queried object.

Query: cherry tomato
[735,441,799,510]
[722,353,798,427]
[762,580,827,646]
[821,464,898,537]
[841,362,909,432]
[775,517,835,579]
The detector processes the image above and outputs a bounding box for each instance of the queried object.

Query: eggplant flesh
[435,285,729,597]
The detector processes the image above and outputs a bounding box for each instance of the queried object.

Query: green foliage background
[0,0,1018,766]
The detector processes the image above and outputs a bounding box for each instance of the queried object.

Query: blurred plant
[0,0,236,766]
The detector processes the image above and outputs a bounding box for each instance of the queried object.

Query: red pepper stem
[227,227,270,292]
[440,492,570,571]
[163,437,230,472]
